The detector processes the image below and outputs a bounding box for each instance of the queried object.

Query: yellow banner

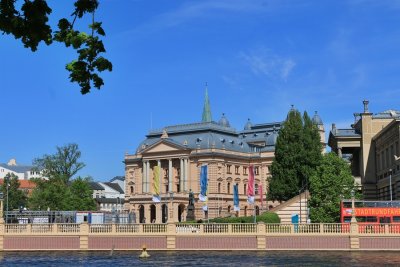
[153,165,160,196]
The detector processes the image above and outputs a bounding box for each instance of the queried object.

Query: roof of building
[110,176,125,182]
[330,128,361,138]
[95,197,125,204]
[137,119,283,154]
[103,182,124,194]
[373,110,400,119]
[0,179,36,189]
[312,111,323,125]
[0,163,34,173]
[89,182,104,191]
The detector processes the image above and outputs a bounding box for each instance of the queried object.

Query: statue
[186,189,195,221]
[188,190,194,206]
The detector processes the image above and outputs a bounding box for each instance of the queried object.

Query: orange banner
[354,208,400,216]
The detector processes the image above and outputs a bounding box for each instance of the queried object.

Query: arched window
[227,205,231,213]
[218,183,221,193]
[227,183,231,194]
[255,184,259,195]
[130,186,134,194]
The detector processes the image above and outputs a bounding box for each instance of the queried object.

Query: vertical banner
[199,165,208,202]
[152,165,161,202]
[247,165,255,204]
[233,184,240,211]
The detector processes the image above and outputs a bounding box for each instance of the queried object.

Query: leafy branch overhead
[0,0,112,94]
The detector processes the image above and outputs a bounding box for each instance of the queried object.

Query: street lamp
[389,169,393,202]
[6,181,9,224]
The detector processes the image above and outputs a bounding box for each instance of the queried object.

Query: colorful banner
[233,183,240,211]
[199,165,208,202]
[247,165,255,204]
[152,165,161,202]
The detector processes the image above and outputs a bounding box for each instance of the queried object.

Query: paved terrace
[0,222,399,251]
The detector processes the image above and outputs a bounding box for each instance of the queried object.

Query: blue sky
[1,0,400,181]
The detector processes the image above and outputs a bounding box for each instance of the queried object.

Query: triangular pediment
[141,139,187,154]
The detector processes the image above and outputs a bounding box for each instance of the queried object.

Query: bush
[208,212,280,224]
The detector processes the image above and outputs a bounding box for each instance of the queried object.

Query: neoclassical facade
[329,100,400,200]
[124,92,326,223]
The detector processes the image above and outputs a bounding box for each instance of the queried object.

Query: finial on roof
[202,84,212,122]
[161,129,168,139]
[363,100,369,113]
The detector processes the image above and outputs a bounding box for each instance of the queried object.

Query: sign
[354,208,400,216]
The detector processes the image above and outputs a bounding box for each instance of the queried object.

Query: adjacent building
[124,90,326,223]
[91,177,125,212]
[329,100,400,200]
[0,159,42,180]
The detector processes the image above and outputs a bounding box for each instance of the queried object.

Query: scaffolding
[4,210,136,224]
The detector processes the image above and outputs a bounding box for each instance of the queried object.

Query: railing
[2,223,400,235]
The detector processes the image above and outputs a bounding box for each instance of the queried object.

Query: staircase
[269,191,310,223]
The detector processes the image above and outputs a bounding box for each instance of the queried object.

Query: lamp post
[351,189,356,223]
[389,169,393,202]
[0,192,3,223]
[6,181,9,224]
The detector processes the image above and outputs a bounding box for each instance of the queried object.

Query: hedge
[186,212,280,224]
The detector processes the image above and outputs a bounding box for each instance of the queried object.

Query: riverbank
[1,222,400,251]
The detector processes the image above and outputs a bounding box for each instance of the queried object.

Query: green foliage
[0,0,112,94]
[66,177,97,211]
[268,109,323,202]
[1,173,28,211]
[301,112,323,185]
[207,212,280,224]
[29,143,96,211]
[33,143,85,185]
[29,176,96,211]
[269,108,304,201]
[308,153,357,223]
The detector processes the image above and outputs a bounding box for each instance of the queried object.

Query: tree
[29,176,96,211]
[30,143,96,211]
[268,107,304,201]
[28,178,69,210]
[308,153,357,223]
[300,111,323,186]
[66,177,96,211]
[33,143,85,184]
[0,0,112,94]
[1,173,28,211]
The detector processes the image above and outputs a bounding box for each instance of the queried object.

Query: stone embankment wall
[0,222,400,251]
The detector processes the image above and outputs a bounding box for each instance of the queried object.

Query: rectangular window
[243,167,247,175]
[391,145,394,166]
[254,166,259,175]
[227,165,231,174]
[235,166,240,174]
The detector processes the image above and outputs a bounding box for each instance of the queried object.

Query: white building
[0,159,42,180]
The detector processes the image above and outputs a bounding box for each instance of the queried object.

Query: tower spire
[202,83,212,122]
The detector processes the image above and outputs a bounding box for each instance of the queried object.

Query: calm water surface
[0,251,399,266]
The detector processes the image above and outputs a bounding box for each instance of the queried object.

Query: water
[0,251,400,266]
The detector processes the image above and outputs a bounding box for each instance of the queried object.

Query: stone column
[144,204,150,224]
[180,158,184,192]
[338,146,342,158]
[142,161,146,193]
[79,222,89,250]
[146,161,150,192]
[157,160,162,223]
[169,159,173,193]
[185,158,189,191]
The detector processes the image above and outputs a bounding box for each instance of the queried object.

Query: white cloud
[240,49,296,81]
